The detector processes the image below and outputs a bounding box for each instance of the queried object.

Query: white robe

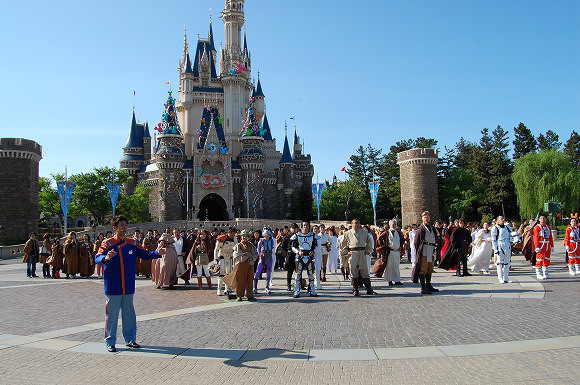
[409,230,417,264]
[467,230,493,272]
[384,230,401,282]
[327,235,339,271]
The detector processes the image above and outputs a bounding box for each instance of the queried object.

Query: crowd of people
[22,213,578,295]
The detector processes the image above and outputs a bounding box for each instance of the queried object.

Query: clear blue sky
[1,0,578,182]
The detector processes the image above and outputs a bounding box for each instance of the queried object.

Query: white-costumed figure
[214,227,237,296]
[327,233,339,273]
[491,216,513,284]
[409,227,417,267]
[467,224,493,274]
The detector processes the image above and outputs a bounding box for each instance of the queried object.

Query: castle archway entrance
[198,193,229,221]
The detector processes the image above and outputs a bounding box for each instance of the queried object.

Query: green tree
[291,183,313,221]
[487,125,516,217]
[319,179,372,223]
[513,122,537,160]
[563,130,580,168]
[38,177,61,226]
[537,130,561,151]
[116,183,152,224]
[512,150,580,219]
[67,167,130,225]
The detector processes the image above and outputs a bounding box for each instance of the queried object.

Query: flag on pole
[57,181,75,217]
[166,80,171,85]
[106,183,122,214]
[340,166,346,172]
[368,181,380,209]
[312,183,326,208]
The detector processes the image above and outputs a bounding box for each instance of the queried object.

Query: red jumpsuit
[533,224,554,268]
[564,226,580,265]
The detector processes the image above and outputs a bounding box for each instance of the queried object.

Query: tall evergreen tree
[537,130,561,151]
[512,122,537,159]
[563,130,580,168]
[488,125,516,217]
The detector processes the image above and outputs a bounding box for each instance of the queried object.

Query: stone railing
[0,244,25,260]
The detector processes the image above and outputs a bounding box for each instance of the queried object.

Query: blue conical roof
[124,111,144,148]
[254,77,265,97]
[280,133,294,164]
[261,113,272,141]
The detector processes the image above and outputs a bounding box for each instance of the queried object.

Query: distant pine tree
[537,130,561,151]
[512,122,537,160]
[563,130,580,168]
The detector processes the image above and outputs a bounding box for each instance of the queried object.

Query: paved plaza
[0,245,578,384]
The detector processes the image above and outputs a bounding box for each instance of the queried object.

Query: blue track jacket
[95,237,160,296]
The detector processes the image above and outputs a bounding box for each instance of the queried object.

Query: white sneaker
[542,267,551,279]
[217,291,224,296]
[575,265,580,275]
[535,268,544,280]
[568,265,575,276]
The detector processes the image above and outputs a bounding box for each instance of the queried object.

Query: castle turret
[221,0,253,137]
[120,110,145,194]
[152,91,186,221]
[143,122,151,161]
[0,138,42,244]
[397,148,439,227]
[238,95,264,218]
[253,75,265,119]
[279,127,294,218]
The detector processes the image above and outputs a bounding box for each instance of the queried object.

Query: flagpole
[316,174,320,222]
[64,166,68,236]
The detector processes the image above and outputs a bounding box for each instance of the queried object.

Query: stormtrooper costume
[214,233,237,296]
[291,231,318,298]
[491,224,513,283]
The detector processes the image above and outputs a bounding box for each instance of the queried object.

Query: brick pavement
[0,345,577,384]
[0,247,578,384]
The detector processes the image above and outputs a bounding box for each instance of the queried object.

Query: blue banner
[317,183,325,204]
[106,183,122,212]
[57,181,75,217]
[312,183,326,208]
[368,181,380,208]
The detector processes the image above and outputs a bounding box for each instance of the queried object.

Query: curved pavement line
[0,335,578,362]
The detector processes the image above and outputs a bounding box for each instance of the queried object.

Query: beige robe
[155,244,178,287]
[340,228,373,277]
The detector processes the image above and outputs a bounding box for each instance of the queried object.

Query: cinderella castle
[120,0,313,221]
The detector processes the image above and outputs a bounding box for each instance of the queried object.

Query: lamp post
[185,169,190,220]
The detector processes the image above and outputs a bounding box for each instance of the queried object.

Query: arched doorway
[198,193,229,221]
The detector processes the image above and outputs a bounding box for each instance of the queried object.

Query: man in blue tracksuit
[95,215,164,352]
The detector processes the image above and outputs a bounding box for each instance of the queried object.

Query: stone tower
[151,91,186,221]
[397,148,439,227]
[0,138,42,244]
[239,136,264,218]
[120,111,146,194]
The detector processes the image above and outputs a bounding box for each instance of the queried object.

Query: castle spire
[124,110,143,149]
[280,123,294,164]
[254,72,265,97]
[261,111,272,141]
[182,25,188,63]
[208,20,215,50]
